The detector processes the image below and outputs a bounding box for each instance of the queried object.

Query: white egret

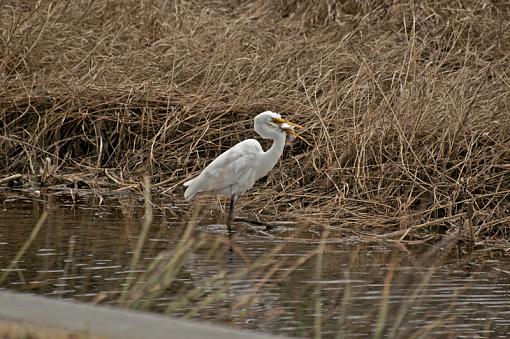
[183,111,303,235]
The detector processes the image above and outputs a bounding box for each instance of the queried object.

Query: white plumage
[183,139,262,200]
[183,111,302,234]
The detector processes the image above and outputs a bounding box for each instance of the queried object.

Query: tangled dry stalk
[1,0,509,246]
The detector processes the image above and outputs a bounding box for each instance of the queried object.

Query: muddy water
[1,192,509,338]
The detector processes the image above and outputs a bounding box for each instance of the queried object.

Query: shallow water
[1,191,509,338]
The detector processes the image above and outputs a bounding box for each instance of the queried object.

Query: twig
[378,214,464,239]
[0,174,22,185]
[104,169,122,185]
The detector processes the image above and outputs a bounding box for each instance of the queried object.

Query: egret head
[254,111,303,140]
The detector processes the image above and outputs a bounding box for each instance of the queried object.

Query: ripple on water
[0,197,510,338]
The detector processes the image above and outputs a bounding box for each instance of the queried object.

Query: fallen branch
[377,214,464,239]
[0,174,23,185]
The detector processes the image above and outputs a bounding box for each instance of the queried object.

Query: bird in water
[183,111,303,235]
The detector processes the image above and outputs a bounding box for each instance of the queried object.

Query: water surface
[1,191,509,338]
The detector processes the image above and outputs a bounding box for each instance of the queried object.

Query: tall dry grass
[1,0,509,242]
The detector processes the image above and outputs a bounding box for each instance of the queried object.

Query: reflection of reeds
[119,176,153,303]
[316,246,468,338]
[374,259,395,339]
[0,210,48,284]
[313,228,329,339]
[118,211,469,338]
[119,175,207,309]
[112,176,465,337]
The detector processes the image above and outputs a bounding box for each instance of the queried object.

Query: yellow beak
[272,117,304,129]
[272,117,306,142]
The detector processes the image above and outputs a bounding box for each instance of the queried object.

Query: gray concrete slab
[0,290,293,339]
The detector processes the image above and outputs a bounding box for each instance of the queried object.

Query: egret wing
[184,139,262,199]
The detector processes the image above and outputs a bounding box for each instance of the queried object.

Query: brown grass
[1,0,509,245]
[0,321,105,339]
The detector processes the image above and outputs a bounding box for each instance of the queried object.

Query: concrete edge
[0,290,293,339]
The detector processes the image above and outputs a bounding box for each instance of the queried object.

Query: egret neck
[256,130,287,179]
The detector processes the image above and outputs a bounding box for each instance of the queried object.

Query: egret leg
[226,194,236,236]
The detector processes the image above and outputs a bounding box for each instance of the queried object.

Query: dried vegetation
[1,0,509,246]
[0,321,104,339]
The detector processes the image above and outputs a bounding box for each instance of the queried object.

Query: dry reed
[1,0,509,246]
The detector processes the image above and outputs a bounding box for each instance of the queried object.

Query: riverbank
[1,1,509,248]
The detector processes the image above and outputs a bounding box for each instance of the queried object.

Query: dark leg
[226,194,236,236]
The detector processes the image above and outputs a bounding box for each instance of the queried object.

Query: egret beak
[272,117,307,142]
[272,117,304,129]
